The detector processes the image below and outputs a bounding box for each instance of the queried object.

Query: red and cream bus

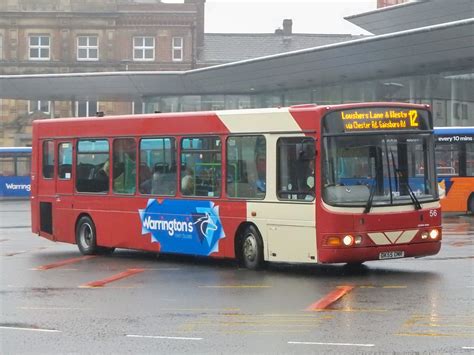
[31,103,441,269]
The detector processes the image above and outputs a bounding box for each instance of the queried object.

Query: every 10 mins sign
[340,108,420,132]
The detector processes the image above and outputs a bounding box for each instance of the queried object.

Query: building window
[133,36,155,61]
[75,101,98,117]
[77,36,99,61]
[29,100,50,114]
[132,101,145,114]
[172,37,183,62]
[226,136,266,199]
[29,35,50,60]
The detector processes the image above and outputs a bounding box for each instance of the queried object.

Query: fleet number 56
[429,209,438,217]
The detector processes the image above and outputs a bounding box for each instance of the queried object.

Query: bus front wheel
[468,194,474,214]
[76,216,98,255]
[240,225,264,270]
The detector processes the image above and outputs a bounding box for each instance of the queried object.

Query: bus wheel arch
[75,214,115,255]
[235,222,264,270]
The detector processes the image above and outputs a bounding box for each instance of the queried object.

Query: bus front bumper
[318,241,441,264]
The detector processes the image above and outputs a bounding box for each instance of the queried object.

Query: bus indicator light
[327,237,341,247]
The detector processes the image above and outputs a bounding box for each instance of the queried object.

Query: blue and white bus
[0,147,32,198]
[434,127,474,213]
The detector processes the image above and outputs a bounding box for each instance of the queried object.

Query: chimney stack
[283,19,293,36]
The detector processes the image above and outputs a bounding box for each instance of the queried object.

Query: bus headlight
[429,229,439,240]
[355,235,362,245]
[342,235,354,246]
[421,232,429,239]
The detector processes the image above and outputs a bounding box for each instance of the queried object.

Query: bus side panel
[440,177,473,212]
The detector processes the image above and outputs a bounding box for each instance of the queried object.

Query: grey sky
[205,0,376,34]
[166,0,376,35]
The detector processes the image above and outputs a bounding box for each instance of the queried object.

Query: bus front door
[54,141,75,243]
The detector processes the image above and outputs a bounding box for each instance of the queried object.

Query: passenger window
[277,137,315,201]
[58,143,73,180]
[42,140,54,179]
[76,139,109,193]
[227,136,266,199]
[180,136,221,197]
[139,138,177,195]
[113,138,137,194]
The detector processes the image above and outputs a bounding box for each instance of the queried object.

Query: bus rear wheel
[240,225,264,270]
[76,216,98,255]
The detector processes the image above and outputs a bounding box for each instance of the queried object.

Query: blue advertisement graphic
[139,199,225,256]
[0,176,31,198]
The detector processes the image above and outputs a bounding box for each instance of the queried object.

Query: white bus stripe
[288,341,374,347]
[0,326,61,333]
[126,334,203,341]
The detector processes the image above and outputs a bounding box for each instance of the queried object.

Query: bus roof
[434,127,474,135]
[0,147,32,153]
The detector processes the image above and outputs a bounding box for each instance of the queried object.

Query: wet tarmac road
[1,200,473,354]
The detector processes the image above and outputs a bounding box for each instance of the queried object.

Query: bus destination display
[340,108,422,132]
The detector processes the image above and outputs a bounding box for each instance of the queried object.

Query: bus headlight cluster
[421,229,439,240]
[326,235,363,247]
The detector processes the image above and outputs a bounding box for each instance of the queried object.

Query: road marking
[382,285,407,289]
[462,347,474,349]
[34,255,96,270]
[396,332,471,337]
[0,326,61,333]
[288,341,374,347]
[5,250,27,256]
[199,285,271,288]
[306,285,354,311]
[79,268,145,288]
[126,334,202,341]
[19,307,90,310]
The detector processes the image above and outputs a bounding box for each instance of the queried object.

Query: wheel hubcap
[243,234,257,262]
[80,223,93,247]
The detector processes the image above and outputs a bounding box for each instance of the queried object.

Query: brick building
[0,0,205,146]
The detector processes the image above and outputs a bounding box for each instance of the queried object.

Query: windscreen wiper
[364,181,376,214]
[405,182,422,210]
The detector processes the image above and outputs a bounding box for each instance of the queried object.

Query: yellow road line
[198,285,271,288]
[397,332,473,337]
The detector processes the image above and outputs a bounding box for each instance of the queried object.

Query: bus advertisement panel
[0,147,31,198]
[434,127,474,213]
[30,103,441,268]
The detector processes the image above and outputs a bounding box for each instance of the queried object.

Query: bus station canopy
[0,18,473,102]
[345,0,473,35]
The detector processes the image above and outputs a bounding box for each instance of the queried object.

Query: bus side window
[76,139,109,193]
[180,136,221,197]
[226,135,266,199]
[139,137,177,196]
[42,140,54,179]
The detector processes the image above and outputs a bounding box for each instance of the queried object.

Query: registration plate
[379,251,405,260]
